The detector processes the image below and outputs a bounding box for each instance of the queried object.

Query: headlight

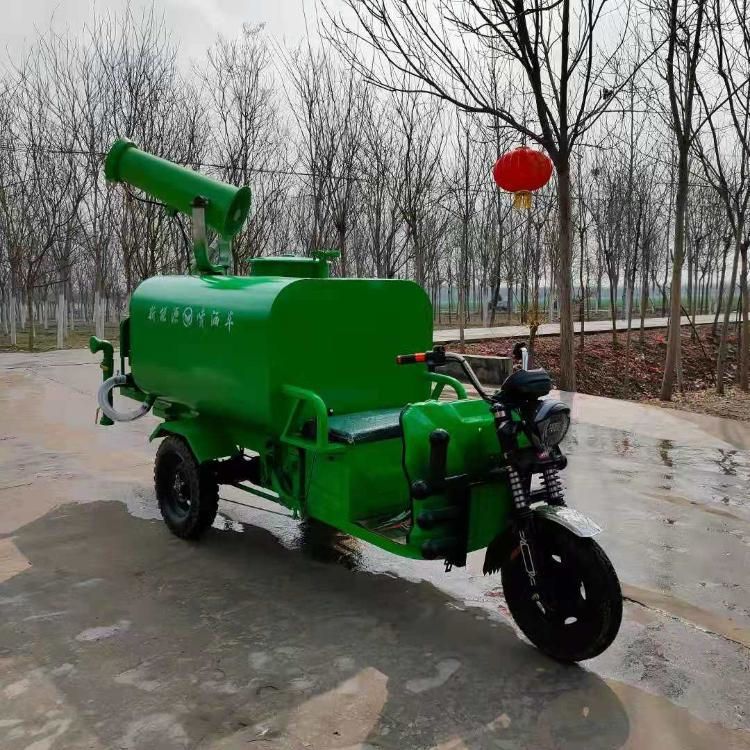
[534,400,571,447]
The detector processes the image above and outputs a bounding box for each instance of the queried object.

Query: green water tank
[128,271,432,437]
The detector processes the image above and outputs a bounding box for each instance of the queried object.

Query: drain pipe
[90,336,152,424]
[97,374,152,423]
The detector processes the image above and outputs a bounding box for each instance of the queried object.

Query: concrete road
[1,348,749,750]
[433,313,734,343]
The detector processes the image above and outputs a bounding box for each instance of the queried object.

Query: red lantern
[492,146,554,210]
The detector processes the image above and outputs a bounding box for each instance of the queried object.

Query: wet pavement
[0,348,749,749]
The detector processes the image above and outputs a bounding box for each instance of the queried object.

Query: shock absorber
[492,403,532,522]
[492,401,537,586]
[541,467,565,506]
[507,466,531,521]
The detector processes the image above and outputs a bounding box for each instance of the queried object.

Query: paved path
[434,312,734,343]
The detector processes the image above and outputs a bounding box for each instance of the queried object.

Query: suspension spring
[541,467,565,506]
[507,467,530,520]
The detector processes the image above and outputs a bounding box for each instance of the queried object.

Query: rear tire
[501,517,622,662]
[154,435,219,540]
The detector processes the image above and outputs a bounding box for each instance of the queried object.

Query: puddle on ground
[622,584,750,650]
[565,421,750,517]
[608,678,750,750]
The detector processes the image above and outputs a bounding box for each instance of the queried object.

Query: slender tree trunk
[26,285,34,353]
[9,291,17,346]
[557,162,576,391]
[57,289,65,350]
[717,236,741,395]
[660,146,689,400]
[740,242,749,391]
[639,256,649,344]
[624,280,636,397]
[609,281,618,347]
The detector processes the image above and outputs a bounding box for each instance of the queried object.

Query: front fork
[493,403,541,588]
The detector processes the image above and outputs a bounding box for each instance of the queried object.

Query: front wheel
[154,435,219,540]
[501,517,622,662]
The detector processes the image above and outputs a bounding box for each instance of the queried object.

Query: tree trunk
[556,163,576,391]
[717,235,741,395]
[609,282,618,348]
[57,290,65,350]
[457,259,465,353]
[639,257,649,345]
[740,242,749,391]
[26,287,34,352]
[624,281,636,397]
[9,291,17,346]
[660,146,689,400]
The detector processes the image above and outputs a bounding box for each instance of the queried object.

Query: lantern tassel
[512,191,532,210]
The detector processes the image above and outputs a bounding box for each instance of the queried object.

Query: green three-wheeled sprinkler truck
[91,139,622,662]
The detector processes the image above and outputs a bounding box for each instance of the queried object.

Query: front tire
[501,517,622,662]
[154,435,219,540]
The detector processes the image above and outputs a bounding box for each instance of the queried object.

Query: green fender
[150,419,237,464]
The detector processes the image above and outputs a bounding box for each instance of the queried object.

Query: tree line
[0,0,748,400]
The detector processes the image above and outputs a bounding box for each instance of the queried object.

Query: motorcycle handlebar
[395,347,493,402]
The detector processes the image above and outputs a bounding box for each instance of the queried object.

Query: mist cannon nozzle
[104,139,251,237]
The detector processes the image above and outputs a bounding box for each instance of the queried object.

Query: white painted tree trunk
[57,292,65,349]
[19,298,26,329]
[10,293,17,346]
[95,294,105,338]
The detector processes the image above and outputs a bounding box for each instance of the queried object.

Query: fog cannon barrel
[104,139,251,236]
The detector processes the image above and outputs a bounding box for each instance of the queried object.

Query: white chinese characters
[147,305,233,333]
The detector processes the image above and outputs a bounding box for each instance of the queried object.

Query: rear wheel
[154,436,219,540]
[501,517,622,662]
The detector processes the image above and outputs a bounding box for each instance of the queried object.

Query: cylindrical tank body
[129,273,432,436]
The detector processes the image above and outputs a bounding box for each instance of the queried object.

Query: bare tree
[201,25,288,271]
[651,0,708,399]
[324,0,649,389]
[702,0,750,392]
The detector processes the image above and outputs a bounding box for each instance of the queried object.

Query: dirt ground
[466,326,750,420]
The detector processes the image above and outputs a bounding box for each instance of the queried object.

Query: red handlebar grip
[396,352,427,365]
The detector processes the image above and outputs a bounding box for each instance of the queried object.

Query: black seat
[500,368,552,399]
[303,407,403,445]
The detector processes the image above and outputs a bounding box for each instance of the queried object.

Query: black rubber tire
[501,517,622,662]
[154,435,219,540]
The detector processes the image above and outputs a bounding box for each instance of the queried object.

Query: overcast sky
[1,0,321,66]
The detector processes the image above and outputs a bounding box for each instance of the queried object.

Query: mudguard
[149,419,236,464]
[534,505,603,538]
